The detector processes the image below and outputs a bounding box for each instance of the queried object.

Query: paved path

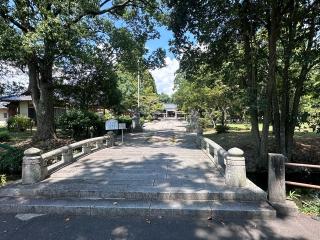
[0,213,319,240]
[39,119,262,199]
[46,119,222,189]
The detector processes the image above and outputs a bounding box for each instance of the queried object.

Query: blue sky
[147,26,179,96]
[1,27,179,97]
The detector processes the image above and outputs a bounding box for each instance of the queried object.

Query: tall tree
[166,0,320,167]
[0,0,162,140]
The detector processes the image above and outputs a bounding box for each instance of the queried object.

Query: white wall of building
[0,109,8,126]
[19,102,29,117]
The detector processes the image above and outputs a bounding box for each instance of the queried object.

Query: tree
[166,0,320,167]
[159,93,172,103]
[0,0,163,140]
[173,66,245,128]
[117,64,163,117]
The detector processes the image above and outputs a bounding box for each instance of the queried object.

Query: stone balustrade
[22,134,115,184]
[197,136,247,187]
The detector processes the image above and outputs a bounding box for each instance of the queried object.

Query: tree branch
[71,0,132,24]
[100,0,112,8]
[0,10,30,32]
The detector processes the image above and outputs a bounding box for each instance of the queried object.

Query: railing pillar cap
[227,147,244,156]
[61,146,71,151]
[24,147,42,156]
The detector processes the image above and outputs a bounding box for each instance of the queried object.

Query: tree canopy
[167,0,320,166]
[0,0,165,140]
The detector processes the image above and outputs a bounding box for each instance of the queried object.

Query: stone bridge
[0,120,275,219]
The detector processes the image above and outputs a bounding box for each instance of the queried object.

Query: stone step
[0,197,276,219]
[0,184,266,201]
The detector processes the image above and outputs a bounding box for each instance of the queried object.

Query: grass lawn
[0,127,34,146]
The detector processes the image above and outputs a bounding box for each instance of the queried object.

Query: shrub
[146,115,153,122]
[0,174,6,186]
[0,144,23,174]
[0,132,10,142]
[140,117,145,126]
[104,111,115,120]
[199,117,212,129]
[57,109,105,139]
[117,115,132,128]
[7,115,32,132]
[215,125,230,134]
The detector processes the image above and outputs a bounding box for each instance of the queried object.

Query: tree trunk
[272,89,281,152]
[260,1,281,168]
[28,56,56,141]
[286,16,315,160]
[240,2,261,167]
[220,107,227,127]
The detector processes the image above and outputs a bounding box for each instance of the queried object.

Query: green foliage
[7,115,32,132]
[0,0,164,141]
[57,109,105,139]
[301,195,320,216]
[286,189,320,216]
[117,115,132,128]
[167,0,320,165]
[0,131,10,142]
[146,115,153,122]
[0,144,23,174]
[159,93,172,103]
[117,65,163,116]
[140,117,145,126]
[0,174,6,186]
[287,190,301,201]
[199,117,212,129]
[104,111,116,121]
[215,125,230,134]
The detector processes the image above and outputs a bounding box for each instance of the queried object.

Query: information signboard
[118,123,126,129]
[105,119,119,130]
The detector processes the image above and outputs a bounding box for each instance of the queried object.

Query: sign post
[118,123,126,143]
[105,120,127,144]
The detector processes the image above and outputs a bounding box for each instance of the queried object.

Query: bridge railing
[196,135,247,187]
[21,133,115,184]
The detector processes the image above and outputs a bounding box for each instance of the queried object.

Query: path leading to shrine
[0,119,274,218]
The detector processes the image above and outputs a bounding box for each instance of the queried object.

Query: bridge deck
[47,120,223,190]
[35,120,263,199]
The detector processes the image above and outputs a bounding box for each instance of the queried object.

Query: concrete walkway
[0,119,273,218]
[34,119,264,200]
[0,213,319,240]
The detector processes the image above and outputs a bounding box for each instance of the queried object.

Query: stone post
[82,144,91,154]
[106,132,115,147]
[196,126,203,136]
[62,146,73,163]
[96,139,104,149]
[22,148,46,184]
[132,110,142,132]
[206,142,210,155]
[225,148,246,187]
[268,153,286,203]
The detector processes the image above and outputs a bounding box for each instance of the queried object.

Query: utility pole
[137,60,140,108]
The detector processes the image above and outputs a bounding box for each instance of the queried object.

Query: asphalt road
[0,213,319,240]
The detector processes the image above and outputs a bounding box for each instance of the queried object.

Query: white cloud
[150,57,179,96]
